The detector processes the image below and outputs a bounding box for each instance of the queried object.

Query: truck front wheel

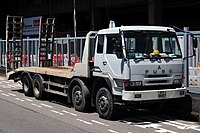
[33,76,45,100]
[22,75,33,96]
[72,85,90,112]
[96,87,116,119]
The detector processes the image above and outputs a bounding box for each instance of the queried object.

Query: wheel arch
[33,74,44,82]
[68,78,90,104]
[91,77,112,107]
[21,72,33,83]
[32,74,45,91]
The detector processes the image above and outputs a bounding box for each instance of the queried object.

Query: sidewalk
[188,86,200,94]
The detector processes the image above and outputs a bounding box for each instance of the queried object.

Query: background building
[0,0,200,38]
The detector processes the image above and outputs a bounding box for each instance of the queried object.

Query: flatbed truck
[7,25,189,119]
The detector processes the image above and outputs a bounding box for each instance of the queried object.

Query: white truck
[7,25,187,119]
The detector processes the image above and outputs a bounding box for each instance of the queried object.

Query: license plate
[158,91,166,98]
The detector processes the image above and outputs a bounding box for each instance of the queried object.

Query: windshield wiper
[134,58,144,62]
[164,56,173,61]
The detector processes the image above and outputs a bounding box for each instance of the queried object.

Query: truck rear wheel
[72,85,90,112]
[33,75,45,100]
[96,87,116,119]
[22,75,33,96]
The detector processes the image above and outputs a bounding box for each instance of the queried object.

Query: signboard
[23,16,42,36]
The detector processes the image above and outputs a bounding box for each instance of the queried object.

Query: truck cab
[92,26,185,118]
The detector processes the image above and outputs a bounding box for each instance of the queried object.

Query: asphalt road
[0,76,199,133]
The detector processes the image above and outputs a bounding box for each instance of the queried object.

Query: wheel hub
[99,96,108,112]
[74,91,82,105]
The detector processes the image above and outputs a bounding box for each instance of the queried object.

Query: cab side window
[106,35,123,58]
[97,35,104,54]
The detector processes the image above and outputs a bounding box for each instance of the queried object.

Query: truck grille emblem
[158,65,161,70]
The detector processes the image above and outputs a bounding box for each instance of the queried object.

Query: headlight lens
[173,79,182,84]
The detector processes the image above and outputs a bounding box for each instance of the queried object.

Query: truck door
[94,35,105,73]
[102,34,124,78]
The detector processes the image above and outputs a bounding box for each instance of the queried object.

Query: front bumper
[122,87,186,101]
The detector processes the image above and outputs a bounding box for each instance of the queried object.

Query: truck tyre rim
[74,91,82,105]
[34,82,40,95]
[98,96,108,113]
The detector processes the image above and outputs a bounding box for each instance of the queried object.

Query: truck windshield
[123,31,182,59]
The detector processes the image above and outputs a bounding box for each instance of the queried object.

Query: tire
[96,87,116,120]
[33,75,45,100]
[72,85,90,112]
[22,75,33,96]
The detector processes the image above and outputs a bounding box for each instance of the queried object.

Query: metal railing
[0,31,199,68]
[177,31,200,68]
[0,36,96,68]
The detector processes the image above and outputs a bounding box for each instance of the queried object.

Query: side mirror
[193,37,198,48]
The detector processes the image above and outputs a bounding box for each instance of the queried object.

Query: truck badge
[158,65,161,70]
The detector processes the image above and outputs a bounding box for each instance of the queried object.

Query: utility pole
[90,0,96,30]
[73,0,77,63]
[184,27,189,87]
[73,0,77,38]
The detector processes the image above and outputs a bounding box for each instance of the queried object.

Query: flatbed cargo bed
[7,66,74,79]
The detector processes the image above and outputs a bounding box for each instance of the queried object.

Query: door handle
[103,61,107,65]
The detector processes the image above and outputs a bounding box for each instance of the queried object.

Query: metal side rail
[43,81,69,89]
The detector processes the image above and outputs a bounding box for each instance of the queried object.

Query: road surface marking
[91,120,109,126]
[31,103,42,108]
[1,85,9,89]
[62,110,78,116]
[108,129,119,133]
[1,93,9,97]
[7,84,14,87]
[25,98,33,102]
[155,128,177,133]
[1,81,10,84]
[122,119,151,125]
[134,123,177,133]
[51,110,64,115]
[148,116,200,131]
[165,120,200,131]
[8,93,16,96]
[15,98,24,102]
[76,119,93,125]
[134,123,160,128]
[40,103,53,108]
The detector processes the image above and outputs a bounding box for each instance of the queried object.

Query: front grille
[147,80,168,84]
[125,85,178,91]
[145,74,170,78]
